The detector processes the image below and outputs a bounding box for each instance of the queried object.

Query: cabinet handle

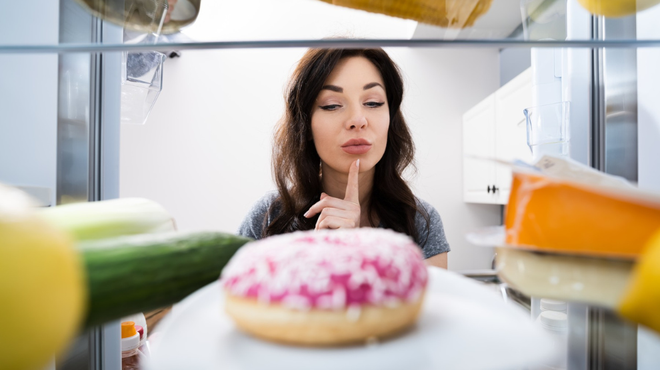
[487,185,492,193]
[493,186,499,193]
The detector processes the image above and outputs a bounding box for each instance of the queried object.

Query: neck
[320,162,375,224]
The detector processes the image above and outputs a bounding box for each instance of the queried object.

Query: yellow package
[318,0,493,28]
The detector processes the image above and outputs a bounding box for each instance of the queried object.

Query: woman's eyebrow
[364,82,384,90]
[321,85,343,93]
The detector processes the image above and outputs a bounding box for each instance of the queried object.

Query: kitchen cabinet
[463,68,532,205]
[462,94,496,203]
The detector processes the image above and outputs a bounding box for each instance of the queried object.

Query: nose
[345,109,368,131]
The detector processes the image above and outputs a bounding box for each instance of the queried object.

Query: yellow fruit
[618,228,660,333]
[0,184,86,370]
[578,0,660,17]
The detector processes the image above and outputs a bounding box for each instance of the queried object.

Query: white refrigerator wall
[636,6,660,369]
[120,1,501,271]
[638,8,660,193]
[0,1,59,206]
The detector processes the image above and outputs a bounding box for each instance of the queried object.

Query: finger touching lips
[344,159,360,204]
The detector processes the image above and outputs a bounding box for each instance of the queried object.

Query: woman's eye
[365,102,385,108]
[320,104,341,111]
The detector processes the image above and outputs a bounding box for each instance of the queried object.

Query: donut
[220,228,428,346]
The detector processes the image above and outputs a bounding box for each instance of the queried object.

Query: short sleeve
[415,198,450,259]
[236,191,279,240]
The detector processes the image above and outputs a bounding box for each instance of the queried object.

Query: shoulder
[413,197,450,258]
[236,191,280,240]
[415,198,436,217]
[252,191,280,213]
[414,197,441,229]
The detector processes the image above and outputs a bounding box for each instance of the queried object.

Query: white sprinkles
[221,228,428,310]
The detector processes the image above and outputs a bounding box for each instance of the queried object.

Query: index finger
[344,159,360,204]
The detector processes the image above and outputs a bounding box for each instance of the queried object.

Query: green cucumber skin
[78,231,252,328]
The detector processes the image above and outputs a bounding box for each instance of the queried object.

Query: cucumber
[77,231,251,328]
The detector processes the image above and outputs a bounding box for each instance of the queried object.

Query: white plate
[148,267,556,370]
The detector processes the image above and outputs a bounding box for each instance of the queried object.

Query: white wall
[120,47,302,235]
[390,47,501,271]
[120,0,501,271]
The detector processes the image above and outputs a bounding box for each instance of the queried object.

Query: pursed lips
[341,138,372,154]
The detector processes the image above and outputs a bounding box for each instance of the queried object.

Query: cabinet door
[463,93,497,204]
[495,68,533,204]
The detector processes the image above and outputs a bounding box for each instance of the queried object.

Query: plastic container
[535,311,568,370]
[135,325,150,356]
[72,0,200,35]
[120,43,166,126]
[121,321,141,370]
[524,101,570,161]
[540,299,567,314]
[537,311,568,332]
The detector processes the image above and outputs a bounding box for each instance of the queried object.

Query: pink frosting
[221,228,428,310]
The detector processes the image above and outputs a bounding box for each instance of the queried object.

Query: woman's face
[311,56,390,175]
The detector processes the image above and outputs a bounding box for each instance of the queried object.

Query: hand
[304,160,361,230]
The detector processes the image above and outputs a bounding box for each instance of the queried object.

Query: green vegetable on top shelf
[79,231,252,328]
[40,198,177,241]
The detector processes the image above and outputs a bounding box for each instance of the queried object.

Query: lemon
[0,184,86,370]
[618,228,660,333]
[578,0,660,17]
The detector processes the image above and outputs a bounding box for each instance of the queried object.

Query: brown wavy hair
[265,48,429,244]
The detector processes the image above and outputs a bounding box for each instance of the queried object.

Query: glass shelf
[3,39,660,54]
[2,0,660,54]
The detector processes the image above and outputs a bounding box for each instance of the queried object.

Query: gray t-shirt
[237,191,450,259]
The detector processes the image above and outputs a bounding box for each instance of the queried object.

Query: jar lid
[539,311,568,331]
[121,321,137,338]
[121,321,140,351]
[540,299,567,312]
[121,333,140,351]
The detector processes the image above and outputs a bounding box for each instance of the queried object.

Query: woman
[237,48,449,268]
